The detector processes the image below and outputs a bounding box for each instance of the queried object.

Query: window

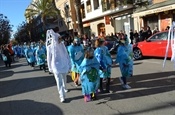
[102,0,110,12]
[64,2,70,18]
[110,0,116,10]
[150,32,168,41]
[81,4,86,18]
[93,0,99,10]
[86,0,92,13]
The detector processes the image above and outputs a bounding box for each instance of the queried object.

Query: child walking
[79,47,100,102]
[116,33,133,89]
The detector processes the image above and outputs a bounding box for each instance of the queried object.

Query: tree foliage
[0,13,13,45]
[25,0,59,31]
[13,21,30,44]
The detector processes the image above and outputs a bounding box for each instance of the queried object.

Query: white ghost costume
[46,29,71,102]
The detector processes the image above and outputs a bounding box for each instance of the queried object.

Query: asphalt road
[0,57,175,115]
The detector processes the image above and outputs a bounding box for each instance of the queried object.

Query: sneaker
[105,90,110,93]
[125,84,131,89]
[74,82,78,87]
[122,84,127,89]
[60,98,65,103]
[64,89,69,93]
[84,95,90,102]
[119,77,124,85]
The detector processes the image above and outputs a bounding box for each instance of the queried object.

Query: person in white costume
[46,27,71,103]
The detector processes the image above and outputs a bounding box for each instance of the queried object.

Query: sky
[0,0,31,37]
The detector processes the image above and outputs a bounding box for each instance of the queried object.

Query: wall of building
[54,0,73,32]
[153,0,166,4]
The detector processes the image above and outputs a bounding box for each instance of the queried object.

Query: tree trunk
[74,0,84,36]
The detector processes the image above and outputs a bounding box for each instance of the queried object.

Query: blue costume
[67,44,84,73]
[116,43,133,78]
[35,46,46,66]
[26,46,35,65]
[94,46,112,78]
[79,57,100,97]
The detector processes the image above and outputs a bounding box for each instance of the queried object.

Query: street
[0,58,175,115]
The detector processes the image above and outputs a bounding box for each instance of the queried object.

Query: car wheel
[133,48,143,60]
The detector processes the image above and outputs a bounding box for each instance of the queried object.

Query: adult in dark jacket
[130,29,134,44]
[3,45,12,67]
[139,27,147,41]
[146,26,152,39]
[133,30,139,43]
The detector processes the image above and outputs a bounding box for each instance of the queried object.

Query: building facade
[54,0,135,37]
[133,0,175,31]
[80,0,134,37]
[54,0,76,35]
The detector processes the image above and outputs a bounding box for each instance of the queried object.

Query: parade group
[0,27,133,103]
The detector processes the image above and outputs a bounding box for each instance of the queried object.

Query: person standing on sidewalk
[46,28,71,103]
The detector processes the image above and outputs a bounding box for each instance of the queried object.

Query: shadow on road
[0,99,63,115]
[14,68,44,74]
[0,70,14,79]
[0,63,28,72]
[109,101,175,115]
[112,62,143,68]
[0,76,56,98]
[98,71,175,102]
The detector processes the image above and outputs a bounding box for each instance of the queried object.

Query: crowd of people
[0,27,134,103]
[46,28,133,103]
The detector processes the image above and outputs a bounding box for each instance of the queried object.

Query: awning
[133,4,175,17]
[132,0,175,17]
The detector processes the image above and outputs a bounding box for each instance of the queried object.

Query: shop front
[133,3,175,31]
[89,18,114,37]
[114,14,133,36]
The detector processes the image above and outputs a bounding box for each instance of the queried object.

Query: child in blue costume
[116,33,133,90]
[94,38,112,93]
[36,44,46,71]
[79,47,100,102]
[26,45,35,67]
[67,37,85,86]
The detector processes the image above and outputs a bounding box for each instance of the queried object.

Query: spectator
[130,29,134,44]
[153,26,159,35]
[146,26,152,39]
[165,26,170,31]
[3,45,12,67]
[139,27,147,41]
[133,30,139,43]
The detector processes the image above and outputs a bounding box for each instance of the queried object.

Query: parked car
[133,31,171,60]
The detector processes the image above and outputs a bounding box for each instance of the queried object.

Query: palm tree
[74,0,84,36]
[25,0,59,31]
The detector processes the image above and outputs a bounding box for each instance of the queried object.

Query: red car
[133,31,172,60]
